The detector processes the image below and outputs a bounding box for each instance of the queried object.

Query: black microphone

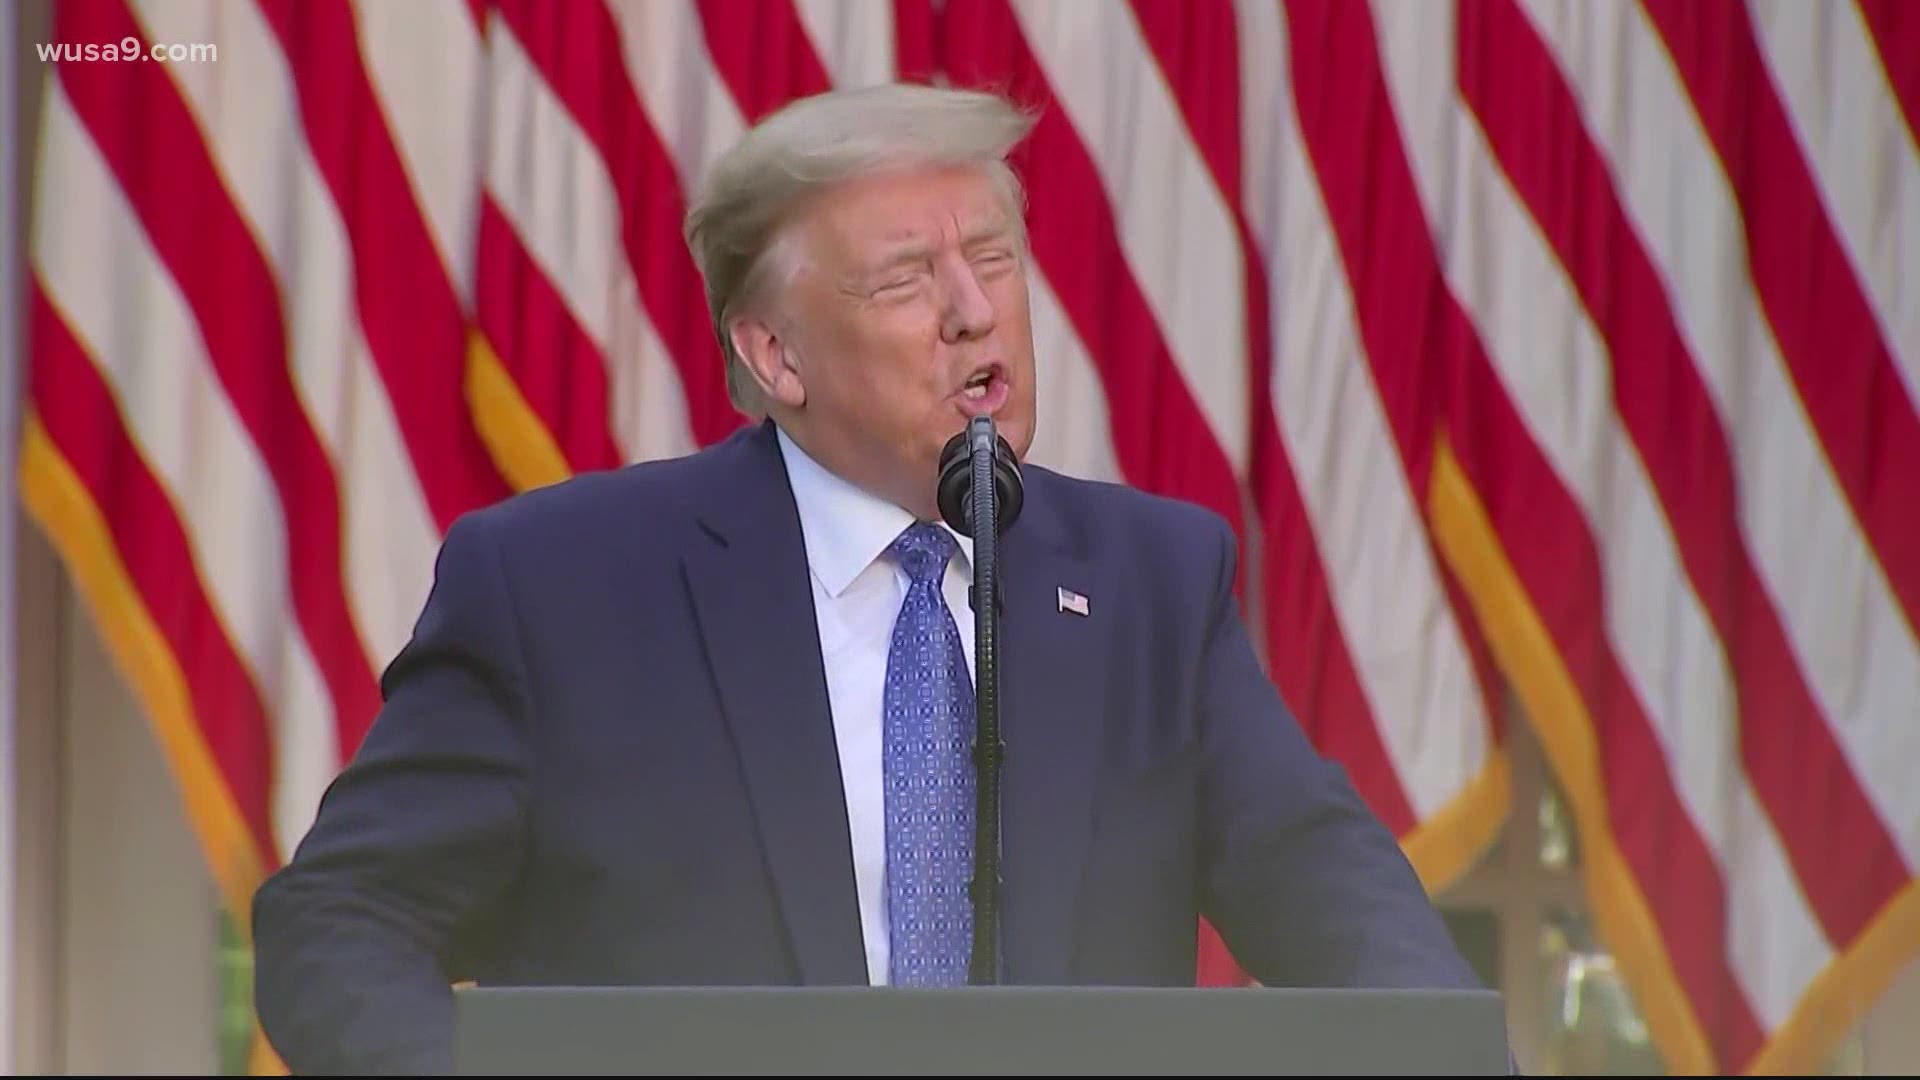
[935,416,1021,987]
[937,420,1023,537]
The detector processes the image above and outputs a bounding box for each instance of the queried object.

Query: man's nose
[938,256,997,343]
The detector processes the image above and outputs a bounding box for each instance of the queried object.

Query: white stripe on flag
[1024,264,1123,485]
[795,0,897,88]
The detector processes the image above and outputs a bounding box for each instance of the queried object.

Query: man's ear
[728,315,806,410]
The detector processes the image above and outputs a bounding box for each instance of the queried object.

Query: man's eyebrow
[962,219,1015,245]
[868,243,938,272]
[860,220,1016,278]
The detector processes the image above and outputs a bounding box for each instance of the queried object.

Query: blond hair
[683,83,1038,414]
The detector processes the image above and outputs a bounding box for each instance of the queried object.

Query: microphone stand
[964,419,1004,987]
[939,416,1023,986]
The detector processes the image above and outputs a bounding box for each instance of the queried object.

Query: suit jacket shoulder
[448,427,758,563]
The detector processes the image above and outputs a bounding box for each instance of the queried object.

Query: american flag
[23,0,1918,1073]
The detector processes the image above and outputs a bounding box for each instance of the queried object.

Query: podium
[451,985,1511,1075]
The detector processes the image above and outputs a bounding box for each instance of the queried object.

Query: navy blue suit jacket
[252,419,1480,1074]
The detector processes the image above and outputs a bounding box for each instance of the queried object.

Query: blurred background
[4,0,1918,1073]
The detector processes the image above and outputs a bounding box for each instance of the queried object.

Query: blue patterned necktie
[883,521,976,987]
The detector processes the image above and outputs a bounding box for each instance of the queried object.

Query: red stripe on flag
[475,198,625,474]
[1126,0,1418,833]
[894,0,938,85]
[1463,0,1908,948]
[1643,0,1920,645]
[1856,0,1920,149]
[493,0,744,449]
[30,281,279,869]
[253,0,513,535]
[695,0,836,119]
[56,0,383,764]
[940,0,1248,544]
[1283,0,1764,1066]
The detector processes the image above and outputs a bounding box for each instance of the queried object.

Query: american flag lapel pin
[1057,586,1090,617]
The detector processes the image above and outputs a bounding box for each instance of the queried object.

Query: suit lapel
[997,471,1109,984]
[681,422,868,986]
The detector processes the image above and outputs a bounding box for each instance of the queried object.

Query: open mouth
[955,364,1010,415]
[962,367,998,400]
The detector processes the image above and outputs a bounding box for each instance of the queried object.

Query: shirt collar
[776,424,973,598]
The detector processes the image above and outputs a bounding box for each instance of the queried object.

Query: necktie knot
[891,522,957,585]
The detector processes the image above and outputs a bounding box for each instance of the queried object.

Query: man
[252,83,1482,1074]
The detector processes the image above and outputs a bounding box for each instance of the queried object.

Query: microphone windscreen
[937,418,1024,537]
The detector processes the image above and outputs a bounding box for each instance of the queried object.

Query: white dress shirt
[775,425,977,986]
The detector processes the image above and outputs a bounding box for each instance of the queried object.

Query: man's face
[742,163,1037,519]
